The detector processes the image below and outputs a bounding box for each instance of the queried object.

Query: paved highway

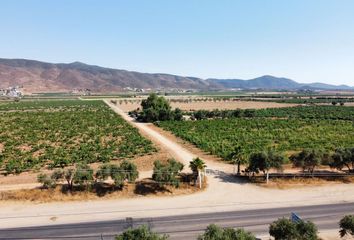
[0,202,353,240]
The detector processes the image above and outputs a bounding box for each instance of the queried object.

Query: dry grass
[0,178,206,203]
[258,176,354,189]
[116,101,298,112]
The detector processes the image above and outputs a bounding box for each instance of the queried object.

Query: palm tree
[189,157,207,189]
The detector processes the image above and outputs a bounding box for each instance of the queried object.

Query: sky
[1,0,354,86]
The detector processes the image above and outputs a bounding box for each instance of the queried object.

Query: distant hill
[0,58,352,92]
[207,75,300,89]
[207,75,353,90]
[0,58,208,93]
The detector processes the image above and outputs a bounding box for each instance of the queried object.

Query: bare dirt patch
[116,101,298,112]
[0,143,4,153]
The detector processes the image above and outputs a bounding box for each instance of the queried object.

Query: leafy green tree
[139,93,178,122]
[330,148,354,172]
[198,224,256,240]
[96,161,139,188]
[152,159,184,187]
[189,157,207,188]
[269,218,318,240]
[269,218,298,240]
[227,145,247,175]
[120,160,139,183]
[37,173,56,189]
[173,108,183,121]
[63,168,75,190]
[247,150,284,183]
[115,225,168,240]
[193,110,209,120]
[73,163,94,190]
[290,149,322,175]
[339,215,354,237]
[296,220,318,240]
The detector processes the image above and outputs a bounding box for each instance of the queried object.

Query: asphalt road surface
[0,202,353,240]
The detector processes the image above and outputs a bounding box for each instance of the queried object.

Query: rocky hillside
[0,58,352,93]
[0,58,208,93]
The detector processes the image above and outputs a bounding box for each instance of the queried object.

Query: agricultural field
[157,106,354,160]
[116,99,298,112]
[189,106,354,121]
[0,100,156,174]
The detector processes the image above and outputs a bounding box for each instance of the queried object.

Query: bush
[269,218,298,240]
[198,224,256,240]
[339,215,354,237]
[73,163,94,190]
[269,218,318,240]
[96,161,139,188]
[290,149,322,174]
[115,225,168,240]
[152,159,184,187]
[37,173,56,189]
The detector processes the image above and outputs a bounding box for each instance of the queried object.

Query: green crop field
[0,100,155,174]
[247,106,354,121]
[158,107,354,161]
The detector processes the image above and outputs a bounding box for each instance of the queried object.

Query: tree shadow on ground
[206,169,250,185]
[60,182,123,197]
[134,180,171,195]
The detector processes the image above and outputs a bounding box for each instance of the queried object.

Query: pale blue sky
[1,0,354,85]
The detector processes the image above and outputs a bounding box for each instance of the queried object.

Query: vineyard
[252,106,354,120]
[157,118,354,160]
[0,100,155,174]
[187,106,354,121]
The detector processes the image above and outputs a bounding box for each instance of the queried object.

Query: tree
[63,168,75,190]
[247,150,284,183]
[227,145,247,175]
[193,110,208,120]
[73,163,94,190]
[290,149,322,175]
[139,93,178,122]
[269,218,318,240]
[37,173,56,189]
[173,108,183,121]
[330,148,354,172]
[339,215,354,237]
[96,161,139,188]
[269,218,298,240]
[115,225,168,240]
[296,220,318,240]
[198,224,256,240]
[119,160,139,183]
[189,157,207,188]
[152,159,184,187]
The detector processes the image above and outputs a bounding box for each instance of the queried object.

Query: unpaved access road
[0,100,354,238]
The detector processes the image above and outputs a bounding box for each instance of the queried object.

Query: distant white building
[0,86,22,99]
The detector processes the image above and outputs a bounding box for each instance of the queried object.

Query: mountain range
[0,58,352,93]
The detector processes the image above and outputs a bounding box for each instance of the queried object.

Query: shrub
[37,173,56,189]
[198,224,256,240]
[152,159,184,187]
[339,215,354,237]
[269,218,318,240]
[96,161,139,188]
[290,149,322,174]
[73,163,94,190]
[115,225,168,240]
